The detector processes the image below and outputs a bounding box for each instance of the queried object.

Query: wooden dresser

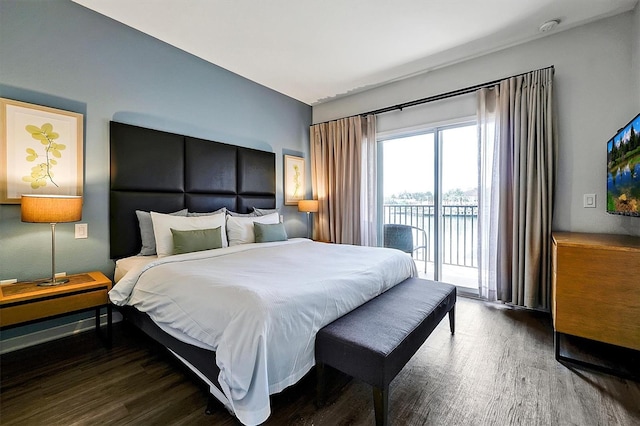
[552,232,640,352]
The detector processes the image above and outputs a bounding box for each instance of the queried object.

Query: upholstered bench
[315,278,456,426]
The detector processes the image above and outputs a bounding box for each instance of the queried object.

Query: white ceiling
[73,0,637,105]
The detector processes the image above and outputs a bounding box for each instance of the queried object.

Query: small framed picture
[284,155,304,206]
[0,98,84,204]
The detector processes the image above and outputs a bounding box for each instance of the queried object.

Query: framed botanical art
[284,154,304,206]
[1,98,83,204]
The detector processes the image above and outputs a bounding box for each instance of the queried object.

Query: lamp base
[37,278,70,287]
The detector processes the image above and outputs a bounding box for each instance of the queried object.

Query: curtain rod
[354,65,555,117]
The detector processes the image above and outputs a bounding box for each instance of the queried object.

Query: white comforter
[110,239,417,425]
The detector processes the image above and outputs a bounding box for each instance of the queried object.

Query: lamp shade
[298,199,319,213]
[21,194,82,223]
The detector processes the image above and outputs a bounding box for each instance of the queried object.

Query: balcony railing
[383,204,478,268]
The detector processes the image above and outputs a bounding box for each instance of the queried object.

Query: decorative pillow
[187,207,227,217]
[254,222,288,243]
[227,210,258,217]
[136,209,187,256]
[226,212,279,246]
[151,211,227,257]
[253,207,279,216]
[171,227,223,255]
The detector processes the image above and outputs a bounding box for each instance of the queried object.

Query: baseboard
[0,312,122,354]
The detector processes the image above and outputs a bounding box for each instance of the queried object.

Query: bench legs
[373,386,389,426]
[449,305,455,335]
[318,362,389,426]
[316,362,326,407]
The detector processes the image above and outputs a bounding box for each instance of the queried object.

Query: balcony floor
[414,260,478,293]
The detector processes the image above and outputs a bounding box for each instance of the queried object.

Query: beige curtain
[477,68,557,310]
[310,115,377,245]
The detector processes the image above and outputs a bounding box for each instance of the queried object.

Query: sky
[382,124,478,197]
[613,113,640,148]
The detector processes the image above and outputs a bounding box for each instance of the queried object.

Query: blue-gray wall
[0,0,311,341]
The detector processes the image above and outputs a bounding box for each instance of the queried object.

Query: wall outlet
[0,278,18,285]
[75,223,88,239]
[55,272,66,278]
[583,194,596,208]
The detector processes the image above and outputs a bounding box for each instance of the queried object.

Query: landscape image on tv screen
[607,112,640,216]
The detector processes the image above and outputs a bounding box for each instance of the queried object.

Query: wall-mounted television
[607,112,640,216]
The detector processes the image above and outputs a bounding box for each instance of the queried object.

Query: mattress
[114,255,157,283]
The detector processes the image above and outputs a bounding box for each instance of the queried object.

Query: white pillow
[226,212,279,246]
[151,211,227,257]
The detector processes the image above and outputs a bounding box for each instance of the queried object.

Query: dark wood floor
[1,297,639,425]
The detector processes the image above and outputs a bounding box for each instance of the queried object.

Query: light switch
[75,223,88,238]
[583,194,596,208]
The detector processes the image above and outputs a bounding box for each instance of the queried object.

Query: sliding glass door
[439,124,478,287]
[379,122,478,291]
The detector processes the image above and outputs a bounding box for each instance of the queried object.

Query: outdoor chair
[383,224,428,273]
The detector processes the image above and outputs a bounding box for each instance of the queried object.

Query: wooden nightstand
[0,271,113,347]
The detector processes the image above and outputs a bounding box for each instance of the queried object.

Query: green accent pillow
[171,227,223,255]
[254,222,288,243]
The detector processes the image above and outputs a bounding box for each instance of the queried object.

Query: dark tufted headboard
[109,121,276,259]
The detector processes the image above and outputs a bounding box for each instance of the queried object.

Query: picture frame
[1,98,83,204]
[284,155,305,206]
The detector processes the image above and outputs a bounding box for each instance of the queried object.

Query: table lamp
[21,194,83,286]
[298,199,318,239]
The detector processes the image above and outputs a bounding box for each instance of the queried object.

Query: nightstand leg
[95,305,113,348]
[107,304,112,347]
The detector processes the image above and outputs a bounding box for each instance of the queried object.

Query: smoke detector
[539,19,560,33]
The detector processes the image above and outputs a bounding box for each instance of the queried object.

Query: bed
[109,122,417,425]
